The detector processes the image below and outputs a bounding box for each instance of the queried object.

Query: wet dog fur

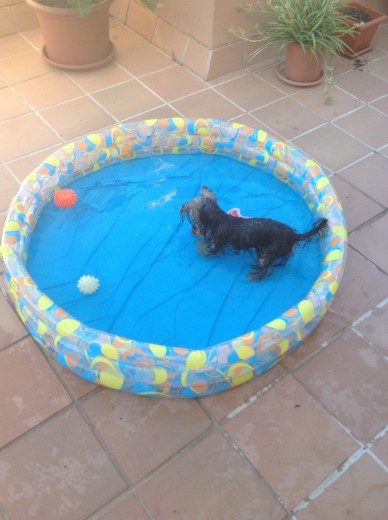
[180,186,328,281]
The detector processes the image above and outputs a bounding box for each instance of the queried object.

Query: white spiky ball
[77,275,100,295]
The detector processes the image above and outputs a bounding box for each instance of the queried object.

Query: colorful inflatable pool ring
[0,119,347,397]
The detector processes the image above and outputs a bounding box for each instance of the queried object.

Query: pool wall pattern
[1,118,347,397]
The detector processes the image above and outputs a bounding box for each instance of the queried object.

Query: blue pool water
[27,154,323,349]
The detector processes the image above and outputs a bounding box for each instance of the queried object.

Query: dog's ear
[201,186,217,201]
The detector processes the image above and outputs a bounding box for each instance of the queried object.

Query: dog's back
[181,186,328,281]
[200,198,297,252]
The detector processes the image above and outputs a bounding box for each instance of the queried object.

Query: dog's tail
[296,218,329,242]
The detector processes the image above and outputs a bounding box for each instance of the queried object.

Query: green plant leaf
[67,0,93,16]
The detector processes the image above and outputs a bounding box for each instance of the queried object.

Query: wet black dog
[180,186,328,281]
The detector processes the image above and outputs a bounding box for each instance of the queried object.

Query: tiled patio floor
[0,19,387,520]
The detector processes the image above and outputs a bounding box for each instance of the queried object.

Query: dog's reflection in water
[180,186,328,281]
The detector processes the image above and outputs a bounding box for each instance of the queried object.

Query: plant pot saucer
[41,41,115,71]
[276,62,324,87]
[343,46,373,59]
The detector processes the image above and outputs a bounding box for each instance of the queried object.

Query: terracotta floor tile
[0,33,33,59]
[20,27,44,48]
[254,66,304,95]
[139,430,286,520]
[0,337,71,448]
[355,303,388,357]
[350,213,388,272]
[0,166,20,212]
[292,85,363,121]
[231,113,283,140]
[0,292,27,350]
[374,24,388,50]
[7,145,61,182]
[0,212,6,236]
[331,248,388,322]
[92,80,163,120]
[116,43,174,76]
[224,376,358,509]
[200,363,286,421]
[81,390,212,483]
[281,310,346,370]
[49,357,98,400]
[0,50,53,85]
[15,72,84,110]
[292,124,371,172]
[171,89,244,120]
[327,54,354,76]
[297,455,388,520]
[367,55,388,81]
[371,433,388,467]
[207,68,249,86]
[95,493,149,520]
[141,65,208,102]
[354,47,387,63]
[252,97,325,139]
[0,113,60,162]
[334,69,388,103]
[296,330,388,443]
[0,408,126,520]
[216,73,285,111]
[0,86,31,121]
[40,97,114,140]
[338,152,388,207]
[371,94,388,116]
[330,175,384,232]
[110,24,146,52]
[67,61,132,93]
[123,104,182,123]
[334,106,388,149]
[379,144,388,158]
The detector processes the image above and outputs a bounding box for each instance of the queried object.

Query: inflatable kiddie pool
[0,119,347,397]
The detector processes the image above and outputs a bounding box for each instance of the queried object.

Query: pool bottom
[27,153,324,350]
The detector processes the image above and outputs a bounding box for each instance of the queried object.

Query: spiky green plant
[229,0,358,103]
[35,0,159,17]
[230,0,358,59]
[35,0,98,16]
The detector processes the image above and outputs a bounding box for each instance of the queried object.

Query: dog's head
[180,186,217,235]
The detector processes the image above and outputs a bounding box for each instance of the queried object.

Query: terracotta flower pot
[26,0,115,71]
[342,1,387,58]
[276,43,324,87]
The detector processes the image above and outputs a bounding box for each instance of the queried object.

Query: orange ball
[54,189,77,207]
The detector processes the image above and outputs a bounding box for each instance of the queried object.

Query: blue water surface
[27,154,323,349]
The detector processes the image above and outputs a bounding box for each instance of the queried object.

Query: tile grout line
[348,207,388,235]
[292,423,388,514]
[347,239,388,277]
[224,372,288,420]
[85,488,135,520]
[292,370,366,448]
[292,446,367,514]
[350,326,388,360]
[195,398,292,517]
[222,315,349,421]
[351,296,388,327]
[334,150,376,174]
[216,416,292,517]
[3,81,66,145]
[74,400,135,488]
[0,397,77,456]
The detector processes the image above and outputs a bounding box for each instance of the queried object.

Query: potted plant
[341,1,387,58]
[229,0,358,101]
[26,0,115,71]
